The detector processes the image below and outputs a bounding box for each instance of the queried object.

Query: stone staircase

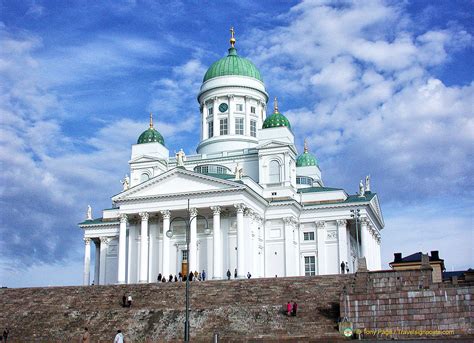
[0,274,353,342]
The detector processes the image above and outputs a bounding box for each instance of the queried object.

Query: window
[251,106,256,114]
[208,121,214,138]
[236,104,243,112]
[208,107,213,115]
[304,256,316,276]
[220,118,228,135]
[250,120,257,137]
[303,232,315,241]
[140,173,150,182]
[268,160,281,184]
[182,250,188,261]
[296,176,313,186]
[235,117,244,135]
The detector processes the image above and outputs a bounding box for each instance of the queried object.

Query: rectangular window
[182,250,188,261]
[235,117,244,135]
[303,232,315,241]
[236,104,243,112]
[304,256,316,276]
[250,120,256,137]
[251,106,256,114]
[220,118,228,135]
[208,121,214,138]
[208,107,213,115]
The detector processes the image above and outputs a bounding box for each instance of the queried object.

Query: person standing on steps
[226,269,231,280]
[82,327,90,343]
[247,272,251,279]
[114,330,124,343]
[122,294,127,307]
[340,261,346,274]
[189,271,194,281]
[346,262,349,274]
[127,294,132,308]
[234,268,237,279]
[292,301,298,316]
[202,270,206,281]
[157,273,162,282]
[286,302,292,316]
[3,328,9,343]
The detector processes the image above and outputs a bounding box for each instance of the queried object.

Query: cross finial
[149,112,153,128]
[304,138,308,153]
[230,27,236,48]
[273,97,279,113]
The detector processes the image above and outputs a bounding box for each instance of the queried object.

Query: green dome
[296,150,318,167]
[262,111,291,129]
[137,127,165,145]
[203,47,263,82]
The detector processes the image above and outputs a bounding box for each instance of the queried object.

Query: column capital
[234,203,245,213]
[244,208,253,217]
[139,212,149,221]
[337,219,347,227]
[160,210,170,219]
[84,237,91,245]
[120,213,128,223]
[99,237,111,244]
[316,220,326,229]
[360,217,369,225]
[283,216,297,226]
[210,206,221,215]
[189,207,198,217]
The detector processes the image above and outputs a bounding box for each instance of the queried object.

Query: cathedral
[79,30,384,285]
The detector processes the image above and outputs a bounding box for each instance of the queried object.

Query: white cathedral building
[79,31,384,285]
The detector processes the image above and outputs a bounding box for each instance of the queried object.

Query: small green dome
[203,47,263,82]
[296,142,318,167]
[137,113,165,145]
[296,151,318,167]
[137,127,165,145]
[262,97,291,129]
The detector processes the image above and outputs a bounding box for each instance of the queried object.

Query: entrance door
[181,250,188,276]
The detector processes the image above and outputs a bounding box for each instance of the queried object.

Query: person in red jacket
[286,301,292,316]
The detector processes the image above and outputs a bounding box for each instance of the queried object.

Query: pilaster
[316,221,326,275]
[139,212,149,283]
[83,238,91,286]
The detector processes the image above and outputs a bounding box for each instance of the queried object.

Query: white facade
[79,43,384,285]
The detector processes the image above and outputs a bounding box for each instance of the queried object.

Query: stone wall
[0,275,351,342]
[341,265,474,340]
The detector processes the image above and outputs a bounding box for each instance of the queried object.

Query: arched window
[140,173,150,183]
[268,160,281,184]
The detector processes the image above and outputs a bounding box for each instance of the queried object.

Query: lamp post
[350,209,361,258]
[166,199,209,342]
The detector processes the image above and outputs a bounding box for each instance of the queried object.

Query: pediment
[113,168,243,202]
[129,154,163,164]
[256,140,293,150]
[370,195,384,226]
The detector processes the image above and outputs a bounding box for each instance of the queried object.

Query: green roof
[262,111,291,129]
[137,127,165,145]
[343,192,376,203]
[296,151,318,167]
[204,172,235,180]
[203,47,263,82]
[78,217,120,226]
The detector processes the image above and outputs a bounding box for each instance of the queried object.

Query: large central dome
[203,47,262,82]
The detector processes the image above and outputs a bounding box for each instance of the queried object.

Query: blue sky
[0,0,472,287]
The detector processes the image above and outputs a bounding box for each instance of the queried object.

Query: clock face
[219,103,228,113]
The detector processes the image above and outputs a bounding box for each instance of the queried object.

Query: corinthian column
[360,217,369,269]
[337,219,348,273]
[99,237,110,285]
[118,214,128,284]
[83,238,91,286]
[161,210,171,277]
[316,221,326,275]
[234,203,245,278]
[189,208,198,273]
[211,206,222,279]
[139,212,149,283]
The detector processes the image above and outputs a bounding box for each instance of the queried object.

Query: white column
[94,241,100,285]
[161,210,170,277]
[118,214,128,284]
[337,219,348,274]
[149,220,157,281]
[369,225,376,270]
[283,217,295,276]
[189,208,198,273]
[360,218,369,268]
[228,95,234,135]
[376,234,382,269]
[99,237,109,285]
[83,238,91,285]
[244,96,250,136]
[211,206,222,279]
[201,102,207,140]
[139,212,149,283]
[213,97,219,137]
[316,221,326,275]
[234,203,245,278]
